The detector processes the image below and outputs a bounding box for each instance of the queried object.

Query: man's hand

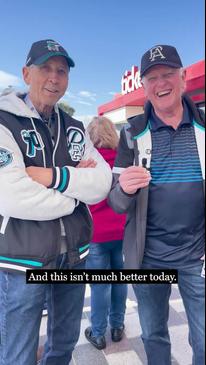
[76,158,97,168]
[26,166,53,187]
[119,166,151,194]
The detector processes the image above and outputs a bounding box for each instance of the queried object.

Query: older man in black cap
[0,39,112,365]
[109,44,205,365]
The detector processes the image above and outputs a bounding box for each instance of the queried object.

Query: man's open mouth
[157,90,171,97]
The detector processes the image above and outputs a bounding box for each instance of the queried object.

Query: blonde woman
[85,116,127,350]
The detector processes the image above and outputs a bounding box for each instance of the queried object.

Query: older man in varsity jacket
[0,39,112,365]
[108,45,205,365]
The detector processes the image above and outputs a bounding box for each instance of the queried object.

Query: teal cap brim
[33,51,75,67]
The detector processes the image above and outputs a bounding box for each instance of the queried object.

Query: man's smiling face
[23,56,69,114]
[141,65,186,114]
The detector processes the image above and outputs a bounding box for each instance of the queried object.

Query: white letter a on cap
[149,46,166,61]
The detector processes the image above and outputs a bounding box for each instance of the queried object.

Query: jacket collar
[127,93,205,138]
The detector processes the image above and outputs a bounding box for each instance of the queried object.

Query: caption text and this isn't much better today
[26,269,178,284]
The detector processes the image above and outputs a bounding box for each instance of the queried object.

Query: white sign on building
[121,66,142,95]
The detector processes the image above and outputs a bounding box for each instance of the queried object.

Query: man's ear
[22,66,31,85]
[182,68,187,81]
[181,68,187,92]
[141,77,148,97]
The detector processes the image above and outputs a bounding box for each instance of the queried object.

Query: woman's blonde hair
[87,116,119,150]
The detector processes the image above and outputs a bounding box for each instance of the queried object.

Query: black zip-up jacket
[108,94,205,269]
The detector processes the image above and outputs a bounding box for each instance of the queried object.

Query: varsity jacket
[108,94,205,269]
[0,92,112,272]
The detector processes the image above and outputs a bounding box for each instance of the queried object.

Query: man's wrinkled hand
[119,166,151,194]
[26,166,53,187]
[76,158,97,168]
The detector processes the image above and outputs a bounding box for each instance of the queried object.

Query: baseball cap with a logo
[25,39,75,68]
[140,45,183,77]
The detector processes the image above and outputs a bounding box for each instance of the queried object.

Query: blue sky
[0,0,204,123]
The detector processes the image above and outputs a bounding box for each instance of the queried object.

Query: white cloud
[79,90,96,101]
[108,91,117,95]
[77,100,92,106]
[0,70,22,90]
[63,90,96,104]
[64,91,76,99]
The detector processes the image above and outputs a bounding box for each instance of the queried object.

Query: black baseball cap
[25,39,75,68]
[140,45,183,77]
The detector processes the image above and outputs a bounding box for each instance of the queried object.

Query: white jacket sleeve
[49,131,112,204]
[0,124,76,220]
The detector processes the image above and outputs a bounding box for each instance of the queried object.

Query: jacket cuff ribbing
[48,167,70,193]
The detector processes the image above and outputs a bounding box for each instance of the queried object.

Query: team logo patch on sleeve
[66,127,85,161]
[0,148,13,168]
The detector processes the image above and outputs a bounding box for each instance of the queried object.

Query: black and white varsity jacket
[0,92,112,272]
